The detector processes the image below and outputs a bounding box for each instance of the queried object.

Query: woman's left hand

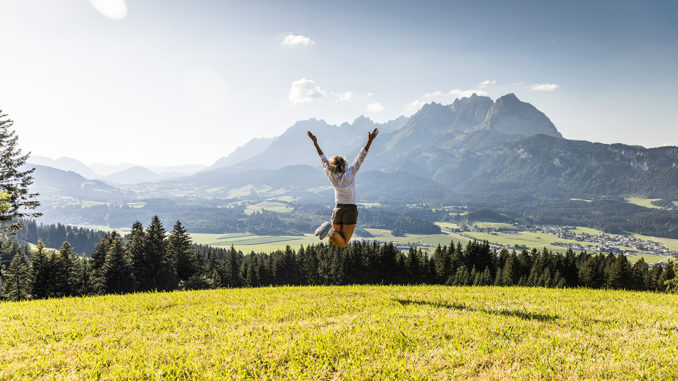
[368,128,379,141]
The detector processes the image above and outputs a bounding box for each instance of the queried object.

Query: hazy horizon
[2,0,677,166]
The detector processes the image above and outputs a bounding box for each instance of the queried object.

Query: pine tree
[224,246,242,287]
[127,221,146,290]
[143,216,175,291]
[90,233,112,293]
[406,247,421,284]
[606,255,632,289]
[0,111,41,235]
[664,260,678,293]
[631,259,649,290]
[53,242,80,297]
[501,254,518,286]
[29,240,51,299]
[580,256,604,288]
[204,248,222,287]
[658,259,676,292]
[168,220,198,283]
[102,232,135,294]
[479,267,492,286]
[2,252,29,300]
[647,264,663,291]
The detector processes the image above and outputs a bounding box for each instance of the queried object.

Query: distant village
[370,222,678,267]
[459,223,677,261]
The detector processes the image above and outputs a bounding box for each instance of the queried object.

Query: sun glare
[89,0,128,20]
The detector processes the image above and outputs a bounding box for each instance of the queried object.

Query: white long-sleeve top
[320,148,368,205]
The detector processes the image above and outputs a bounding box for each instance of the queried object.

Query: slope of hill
[457,134,678,198]
[28,156,99,179]
[24,93,678,234]
[207,137,276,170]
[216,92,676,201]
[105,166,168,185]
[2,286,677,379]
[27,164,128,201]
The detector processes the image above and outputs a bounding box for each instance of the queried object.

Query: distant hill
[207,137,275,170]
[26,164,128,201]
[105,166,168,185]
[188,93,676,201]
[147,164,206,176]
[29,156,99,179]
[26,93,678,205]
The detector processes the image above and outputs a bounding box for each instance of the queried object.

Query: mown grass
[471,222,515,230]
[1,286,677,379]
[435,221,461,230]
[190,230,464,253]
[243,201,293,215]
[628,253,672,264]
[572,226,606,236]
[624,197,662,209]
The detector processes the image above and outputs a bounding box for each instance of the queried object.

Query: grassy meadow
[191,228,464,254]
[1,285,677,379]
[624,197,663,209]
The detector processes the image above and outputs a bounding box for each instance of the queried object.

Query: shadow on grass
[395,299,559,322]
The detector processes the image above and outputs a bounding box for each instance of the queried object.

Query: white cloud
[405,88,488,114]
[530,83,560,92]
[366,92,374,97]
[281,33,315,46]
[288,78,327,104]
[478,79,496,88]
[90,0,128,20]
[335,91,352,102]
[367,102,384,112]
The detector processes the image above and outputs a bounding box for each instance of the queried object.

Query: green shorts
[331,204,358,225]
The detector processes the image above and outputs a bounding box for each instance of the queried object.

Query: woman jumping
[307,128,379,247]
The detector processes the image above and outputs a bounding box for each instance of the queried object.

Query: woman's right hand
[307,131,317,143]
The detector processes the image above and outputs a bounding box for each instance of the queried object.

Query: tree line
[12,219,107,256]
[2,216,677,301]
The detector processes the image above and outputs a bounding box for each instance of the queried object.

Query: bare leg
[329,224,356,248]
[341,224,356,244]
[329,224,346,247]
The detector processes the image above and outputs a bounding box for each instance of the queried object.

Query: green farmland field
[624,197,662,209]
[1,286,677,379]
[190,229,464,253]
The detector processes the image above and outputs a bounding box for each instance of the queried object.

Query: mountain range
[26,93,678,206]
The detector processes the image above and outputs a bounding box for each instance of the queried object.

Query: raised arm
[347,128,379,177]
[364,128,379,151]
[307,131,324,156]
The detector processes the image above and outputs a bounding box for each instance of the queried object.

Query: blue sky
[1,0,676,166]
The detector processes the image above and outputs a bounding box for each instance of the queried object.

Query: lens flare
[89,0,128,20]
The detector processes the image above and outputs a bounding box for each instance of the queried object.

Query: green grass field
[243,201,294,215]
[471,222,516,230]
[434,221,461,230]
[572,226,606,236]
[624,197,662,209]
[2,286,677,379]
[190,229,463,253]
[628,253,672,264]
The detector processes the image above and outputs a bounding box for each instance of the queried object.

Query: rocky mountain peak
[482,94,562,138]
